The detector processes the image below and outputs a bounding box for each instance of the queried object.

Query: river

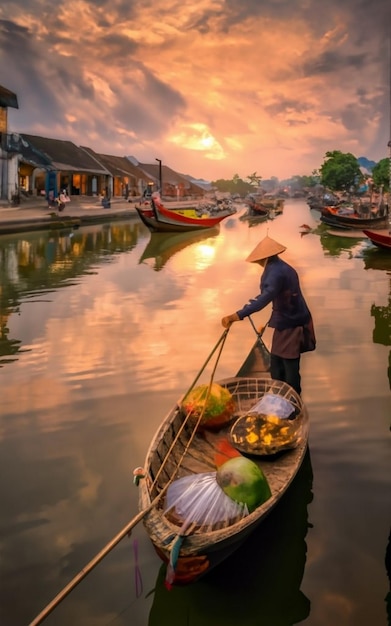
[0,199,390,626]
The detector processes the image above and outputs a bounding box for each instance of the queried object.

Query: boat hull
[138,342,309,585]
[362,228,391,250]
[320,206,389,230]
[136,198,234,232]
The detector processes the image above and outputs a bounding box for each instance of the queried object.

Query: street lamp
[155,158,162,193]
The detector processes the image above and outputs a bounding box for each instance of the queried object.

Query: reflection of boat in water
[319,230,365,256]
[149,448,313,626]
[139,228,220,271]
[362,245,391,272]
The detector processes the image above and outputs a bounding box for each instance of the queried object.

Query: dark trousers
[270,354,301,395]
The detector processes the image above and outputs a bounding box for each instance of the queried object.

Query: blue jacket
[236,256,311,330]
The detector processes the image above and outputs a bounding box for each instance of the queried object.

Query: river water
[0,200,390,626]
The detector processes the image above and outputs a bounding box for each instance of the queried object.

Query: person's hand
[221,313,240,328]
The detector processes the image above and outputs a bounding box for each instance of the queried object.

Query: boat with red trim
[363,228,391,250]
[135,194,236,232]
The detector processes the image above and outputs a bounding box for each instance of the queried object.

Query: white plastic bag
[250,393,294,419]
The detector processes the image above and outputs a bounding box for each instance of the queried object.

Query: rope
[148,328,229,493]
[27,329,230,626]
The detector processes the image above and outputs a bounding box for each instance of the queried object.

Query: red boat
[136,195,235,232]
[362,228,391,250]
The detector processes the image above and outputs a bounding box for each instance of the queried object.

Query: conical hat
[245,235,286,263]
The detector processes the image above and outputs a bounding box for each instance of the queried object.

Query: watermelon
[216,456,271,512]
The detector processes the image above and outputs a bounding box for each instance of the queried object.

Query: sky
[0,0,390,182]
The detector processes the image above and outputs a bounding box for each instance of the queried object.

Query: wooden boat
[362,228,391,250]
[149,448,313,624]
[27,330,309,624]
[320,204,389,230]
[137,331,309,586]
[244,194,270,217]
[239,210,269,225]
[135,195,235,233]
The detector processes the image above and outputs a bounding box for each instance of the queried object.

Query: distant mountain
[358,156,377,172]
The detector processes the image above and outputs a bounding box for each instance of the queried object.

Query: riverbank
[0,196,139,234]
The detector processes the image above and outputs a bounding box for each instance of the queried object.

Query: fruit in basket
[230,412,300,455]
[216,456,271,512]
[182,383,236,430]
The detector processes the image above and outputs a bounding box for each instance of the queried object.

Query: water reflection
[1,200,390,626]
[149,449,313,626]
[318,229,366,257]
[139,228,220,272]
[0,221,143,367]
[362,247,391,390]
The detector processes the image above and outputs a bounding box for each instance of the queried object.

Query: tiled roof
[137,162,204,192]
[81,148,150,183]
[0,85,18,109]
[7,134,53,169]
[21,134,109,174]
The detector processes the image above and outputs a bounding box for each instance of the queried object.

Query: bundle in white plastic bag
[250,393,294,419]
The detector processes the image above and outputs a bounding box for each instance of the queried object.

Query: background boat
[320,205,389,230]
[362,228,391,250]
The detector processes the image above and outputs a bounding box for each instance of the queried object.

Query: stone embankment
[0,195,139,234]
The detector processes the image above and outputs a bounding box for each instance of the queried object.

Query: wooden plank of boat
[362,228,391,250]
[138,331,309,585]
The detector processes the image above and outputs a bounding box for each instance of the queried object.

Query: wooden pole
[29,329,230,625]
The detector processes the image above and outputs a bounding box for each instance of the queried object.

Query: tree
[320,150,362,192]
[212,175,254,196]
[246,172,262,189]
[372,158,390,191]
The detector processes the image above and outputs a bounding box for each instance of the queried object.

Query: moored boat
[244,193,284,218]
[137,329,309,586]
[320,204,389,230]
[362,228,391,250]
[136,195,235,232]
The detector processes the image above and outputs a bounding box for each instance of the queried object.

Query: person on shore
[57,190,70,212]
[221,235,316,395]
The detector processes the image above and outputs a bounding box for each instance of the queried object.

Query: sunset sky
[1,0,390,181]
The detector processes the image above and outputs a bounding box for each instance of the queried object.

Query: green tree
[320,150,362,192]
[372,158,390,191]
[246,172,262,188]
[212,175,254,196]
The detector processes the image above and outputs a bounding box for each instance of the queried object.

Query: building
[0,83,208,203]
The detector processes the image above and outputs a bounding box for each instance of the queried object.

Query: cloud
[1,0,389,180]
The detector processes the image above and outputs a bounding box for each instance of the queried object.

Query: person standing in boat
[221,235,315,395]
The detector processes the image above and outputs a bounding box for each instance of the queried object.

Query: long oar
[29,328,230,626]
